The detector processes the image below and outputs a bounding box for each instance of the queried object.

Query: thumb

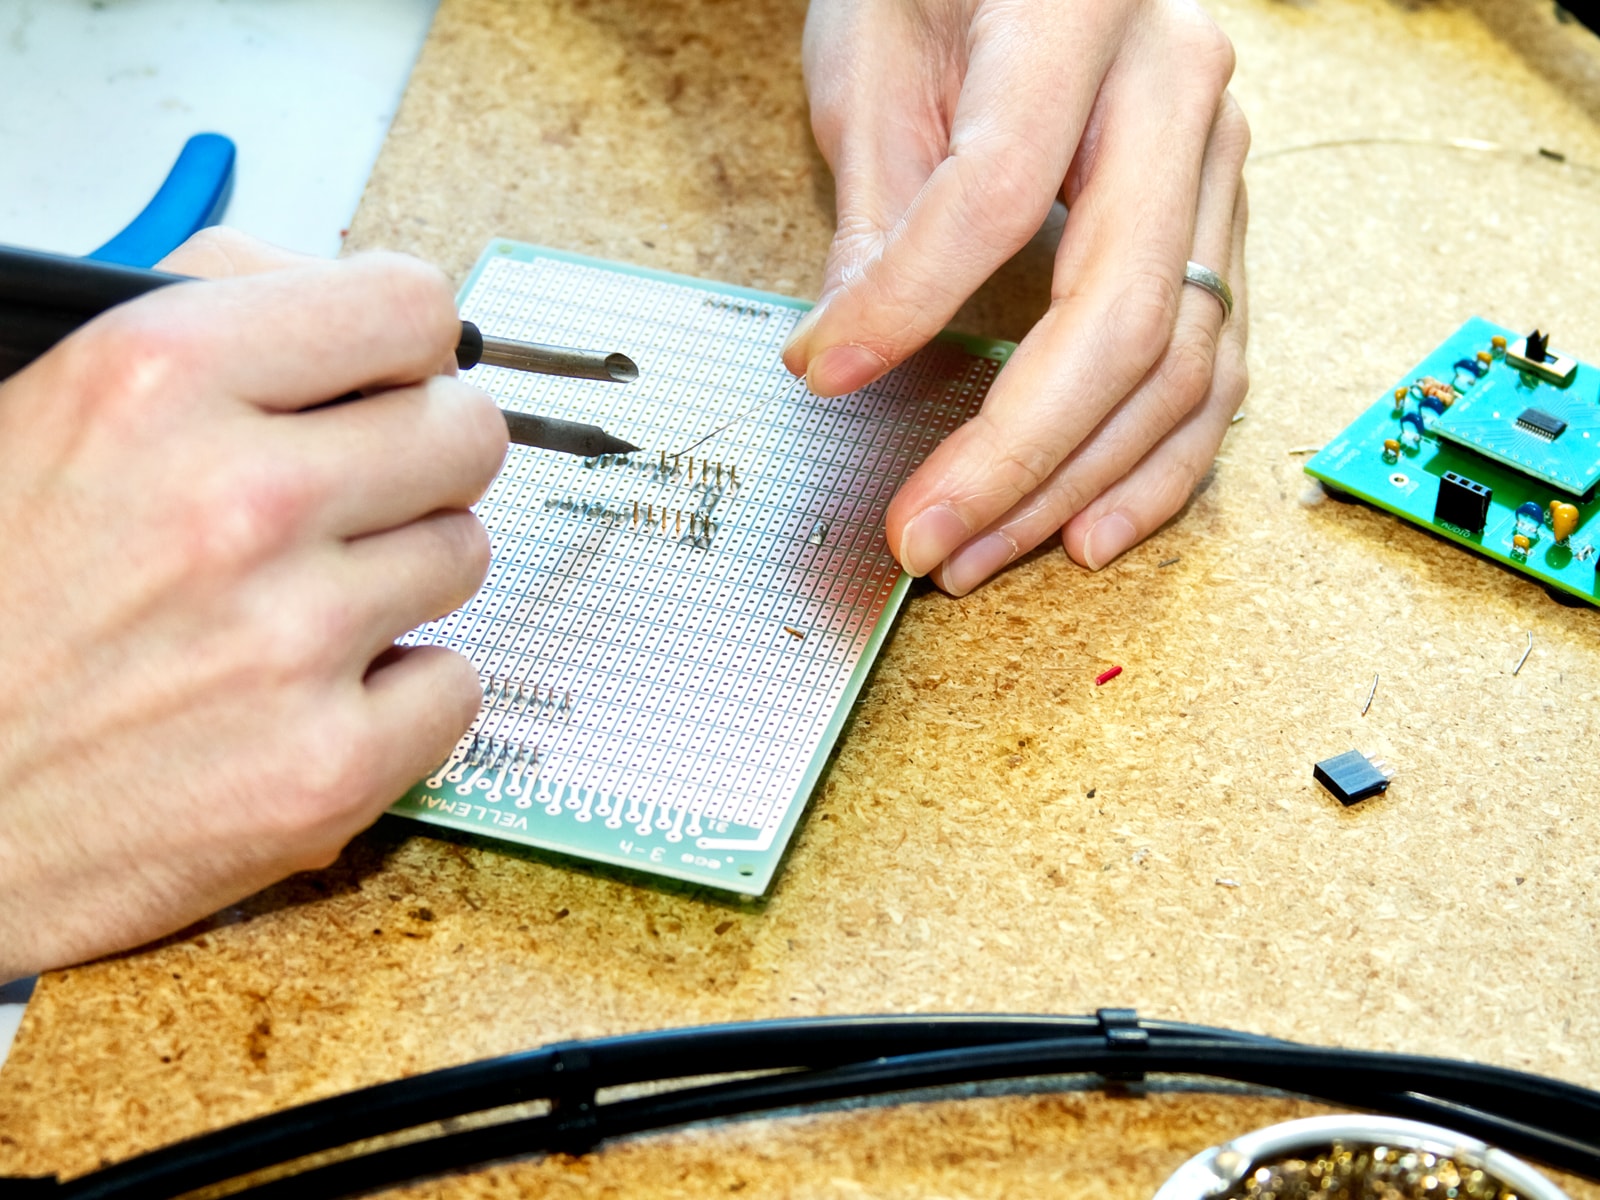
[155,227,314,280]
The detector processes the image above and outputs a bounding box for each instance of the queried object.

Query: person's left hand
[785,0,1250,595]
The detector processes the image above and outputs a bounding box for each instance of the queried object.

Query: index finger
[85,249,460,413]
[783,6,1127,398]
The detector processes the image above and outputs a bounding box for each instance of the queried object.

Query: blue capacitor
[1515,501,1544,540]
[1399,412,1426,449]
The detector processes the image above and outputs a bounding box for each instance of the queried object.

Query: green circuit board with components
[387,241,1010,894]
[1306,316,1598,605]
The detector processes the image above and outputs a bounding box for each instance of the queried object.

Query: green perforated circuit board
[388,242,1012,894]
[1306,316,1599,606]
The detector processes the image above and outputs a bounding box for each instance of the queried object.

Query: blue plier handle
[88,132,236,268]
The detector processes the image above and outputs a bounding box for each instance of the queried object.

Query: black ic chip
[1313,750,1390,806]
[1516,407,1568,440]
[1434,471,1491,533]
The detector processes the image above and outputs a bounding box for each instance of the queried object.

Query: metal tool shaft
[476,334,639,383]
[502,410,639,457]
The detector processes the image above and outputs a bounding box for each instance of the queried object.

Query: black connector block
[1434,471,1492,534]
[1314,750,1391,806]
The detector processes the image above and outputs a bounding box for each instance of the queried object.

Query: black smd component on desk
[1313,750,1391,806]
[1434,471,1492,534]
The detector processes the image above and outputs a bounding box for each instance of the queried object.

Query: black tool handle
[0,243,484,381]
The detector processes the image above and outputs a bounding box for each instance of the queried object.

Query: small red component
[1095,666,1123,686]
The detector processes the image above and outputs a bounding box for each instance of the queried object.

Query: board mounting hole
[1388,472,1411,487]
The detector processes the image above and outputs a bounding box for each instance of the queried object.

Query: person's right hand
[0,229,508,979]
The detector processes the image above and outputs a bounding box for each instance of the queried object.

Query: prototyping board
[391,242,1010,894]
[1306,316,1599,605]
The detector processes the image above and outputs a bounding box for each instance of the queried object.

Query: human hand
[0,229,507,977]
[785,0,1250,594]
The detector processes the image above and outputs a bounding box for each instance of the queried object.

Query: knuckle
[1107,268,1183,375]
[267,715,383,849]
[452,381,512,489]
[76,307,198,412]
[428,512,494,616]
[194,458,319,566]
[357,252,457,352]
[261,588,356,684]
[1168,4,1235,87]
[952,138,1059,251]
[1215,92,1251,162]
[969,412,1058,504]
[1216,351,1249,412]
[1157,333,1218,423]
[164,225,255,273]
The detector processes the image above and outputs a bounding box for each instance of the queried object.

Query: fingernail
[939,531,1018,596]
[807,343,887,397]
[898,504,970,577]
[1082,511,1138,571]
[781,303,825,359]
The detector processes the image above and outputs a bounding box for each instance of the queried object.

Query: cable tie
[1095,1007,1149,1083]
[546,1043,601,1155]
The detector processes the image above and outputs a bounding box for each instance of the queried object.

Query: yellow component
[1476,350,1492,364]
[1513,533,1532,552]
[1550,501,1581,542]
[1392,387,1407,406]
[1491,335,1507,351]
[1382,438,1401,459]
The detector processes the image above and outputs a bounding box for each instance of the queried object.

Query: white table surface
[0,0,440,258]
[0,0,442,1068]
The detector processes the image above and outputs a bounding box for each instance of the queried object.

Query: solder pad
[390,241,1010,894]
[1306,316,1599,606]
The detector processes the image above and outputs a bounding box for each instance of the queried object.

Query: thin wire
[1514,631,1534,676]
[671,374,809,457]
[1362,673,1379,717]
[1250,135,1600,178]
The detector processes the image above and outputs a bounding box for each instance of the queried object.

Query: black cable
[35,1013,1600,1200]
[222,1040,1600,1200]
[56,1014,1273,1200]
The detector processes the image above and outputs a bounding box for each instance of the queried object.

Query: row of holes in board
[460,565,894,634]
[474,324,986,412]
[464,703,821,783]
[451,614,869,676]
[485,540,899,605]
[476,276,993,387]
[451,594,889,659]
[476,277,999,395]
[456,631,845,722]
[423,633,844,738]
[522,499,887,553]
[469,550,823,606]
[439,617,865,687]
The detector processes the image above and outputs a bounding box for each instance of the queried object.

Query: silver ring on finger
[1183,261,1233,321]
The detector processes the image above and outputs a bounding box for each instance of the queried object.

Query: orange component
[1513,534,1532,552]
[1550,501,1581,542]
[1417,376,1456,405]
[1383,438,1401,454]
[1491,335,1508,350]
[1476,350,1492,364]
[1393,387,1408,405]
